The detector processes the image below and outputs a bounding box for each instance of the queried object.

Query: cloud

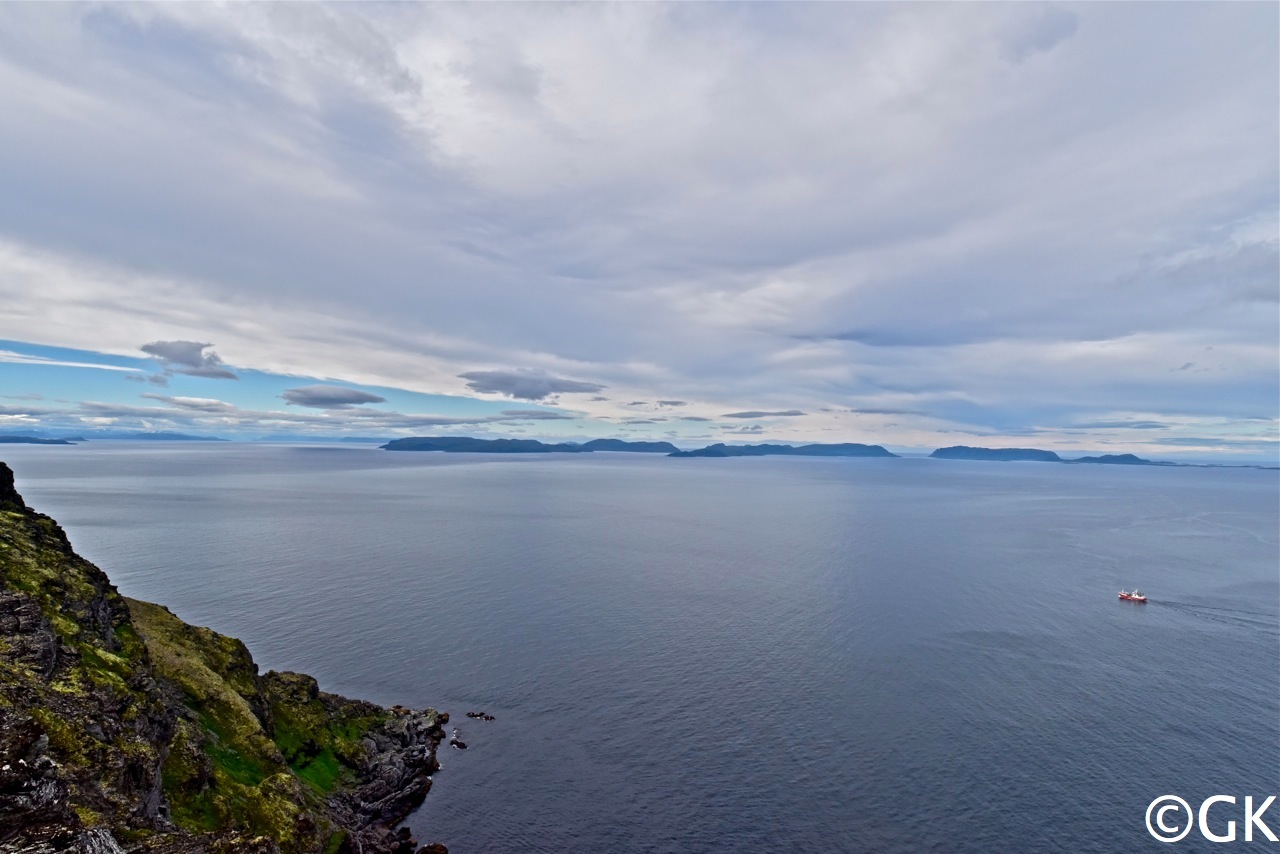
[281,385,388,409]
[998,5,1079,64]
[656,400,687,407]
[140,341,237,379]
[850,408,925,416]
[125,373,170,386]
[679,416,712,422]
[721,410,806,419]
[3,393,579,438]
[0,4,1273,453]
[1071,420,1169,430]
[1145,436,1280,456]
[0,349,142,372]
[140,394,237,413]
[458,369,605,401]
[498,409,574,421]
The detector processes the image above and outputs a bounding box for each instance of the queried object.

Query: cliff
[0,462,447,854]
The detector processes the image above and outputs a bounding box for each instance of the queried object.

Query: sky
[0,3,1276,459]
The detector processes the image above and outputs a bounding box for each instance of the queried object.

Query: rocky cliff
[0,462,447,854]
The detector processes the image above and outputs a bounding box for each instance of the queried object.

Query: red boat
[1118,589,1147,603]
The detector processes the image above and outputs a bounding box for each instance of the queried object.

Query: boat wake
[1152,600,1280,633]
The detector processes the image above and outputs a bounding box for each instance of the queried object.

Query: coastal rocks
[0,711,76,847]
[328,703,446,833]
[0,461,450,854]
[464,711,495,721]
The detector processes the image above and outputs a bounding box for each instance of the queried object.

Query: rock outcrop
[0,461,446,853]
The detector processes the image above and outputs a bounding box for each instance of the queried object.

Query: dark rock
[0,461,448,853]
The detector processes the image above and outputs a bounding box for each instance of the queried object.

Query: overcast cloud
[281,385,388,409]
[458,370,606,401]
[140,341,238,379]
[0,3,1274,455]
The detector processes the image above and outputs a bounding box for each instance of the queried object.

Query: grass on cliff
[263,671,387,796]
[125,598,391,845]
[126,598,309,843]
[1,473,374,853]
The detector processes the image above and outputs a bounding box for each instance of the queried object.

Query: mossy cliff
[0,462,448,853]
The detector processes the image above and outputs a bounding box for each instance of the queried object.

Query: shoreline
[0,461,449,853]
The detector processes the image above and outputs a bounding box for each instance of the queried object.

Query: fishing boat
[1118,589,1147,603]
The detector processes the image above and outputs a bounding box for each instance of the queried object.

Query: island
[927,446,1181,466]
[108,431,227,441]
[0,462,449,853]
[381,436,678,454]
[0,436,76,445]
[669,442,897,458]
[49,431,226,442]
[1067,453,1163,466]
[929,446,1062,462]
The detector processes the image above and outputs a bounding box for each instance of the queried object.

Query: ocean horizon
[4,442,1275,852]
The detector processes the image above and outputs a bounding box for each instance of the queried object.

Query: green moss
[30,707,91,768]
[72,803,101,826]
[293,748,342,793]
[264,673,386,797]
[0,487,412,853]
[323,830,349,854]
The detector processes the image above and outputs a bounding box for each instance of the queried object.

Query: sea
[2,443,1276,853]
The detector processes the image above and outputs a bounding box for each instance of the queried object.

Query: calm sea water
[2,443,1277,852]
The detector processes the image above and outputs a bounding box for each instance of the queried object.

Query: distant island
[381,436,679,454]
[0,436,76,445]
[18,430,226,442]
[930,446,1062,462]
[929,446,1184,466]
[104,431,227,441]
[1066,453,1168,466]
[669,442,897,458]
